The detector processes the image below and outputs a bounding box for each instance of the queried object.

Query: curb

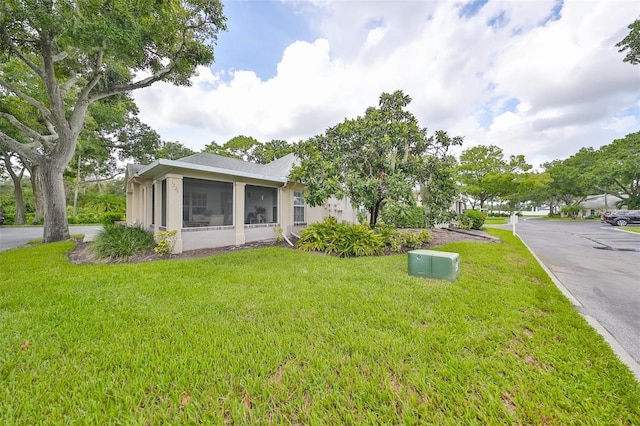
[517,234,640,383]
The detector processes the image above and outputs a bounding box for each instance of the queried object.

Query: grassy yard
[1,229,638,424]
[620,226,640,234]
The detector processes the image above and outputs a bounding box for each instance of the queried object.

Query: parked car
[603,210,640,226]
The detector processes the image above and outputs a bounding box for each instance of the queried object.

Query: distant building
[579,194,623,217]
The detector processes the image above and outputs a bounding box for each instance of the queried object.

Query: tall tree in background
[542,149,594,210]
[155,141,196,160]
[203,137,294,164]
[203,136,259,161]
[457,145,509,209]
[0,0,226,242]
[0,149,26,224]
[617,18,640,65]
[420,131,462,226]
[293,90,446,225]
[250,139,295,164]
[592,132,640,208]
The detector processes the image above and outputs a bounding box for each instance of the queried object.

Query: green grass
[619,226,640,233]
[26,234,84,245]
[1,229,639,424]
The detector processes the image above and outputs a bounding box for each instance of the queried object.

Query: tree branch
[0,112,55,148]
[1,29,45,79]
[51,51,68,62]
[0,130,40,161]
[69,50,105,132]
[60,71,80,94]
[0,79,54,123]
[88,64,174,103]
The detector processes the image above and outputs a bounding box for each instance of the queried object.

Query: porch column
[234,182,246,245]
[164,174,183,254]
[153,180,162,229]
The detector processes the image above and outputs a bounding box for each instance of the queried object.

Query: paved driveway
[512,219,640,366]
[0,225,102,252]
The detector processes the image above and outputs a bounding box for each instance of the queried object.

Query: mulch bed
[67,228,498,265]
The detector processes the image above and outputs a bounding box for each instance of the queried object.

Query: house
[125,153,359,253]
[578,193,624,217]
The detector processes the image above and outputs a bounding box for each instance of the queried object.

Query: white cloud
[132,0,639,168]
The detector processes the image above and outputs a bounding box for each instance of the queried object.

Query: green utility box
[408,250,460,282]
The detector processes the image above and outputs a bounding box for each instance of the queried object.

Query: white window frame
[293,191,305,224]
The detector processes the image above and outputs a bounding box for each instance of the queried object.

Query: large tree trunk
[3,155,26,224]
[11,179,26,225]
[40,162,70,243]
[30,163,45,224]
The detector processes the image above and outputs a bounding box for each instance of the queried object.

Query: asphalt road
[512,218,640,365]
[0,225,102,252]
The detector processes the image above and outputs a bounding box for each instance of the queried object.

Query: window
[183,178,233,227]
[293,191,305,223]
[245,185,277,224]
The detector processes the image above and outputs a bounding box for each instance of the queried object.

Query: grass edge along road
[1,229,639,424]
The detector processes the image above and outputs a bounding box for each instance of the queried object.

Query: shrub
[90,225,155,260]
[560,205,582,219]
[297,218,433,257]
[297,217,384,257]
[154,230,177,257]
[451,213,473,229]
[398,229,432,249]
[487,212,510,217]
[463,210,486,230]
[102,212,123,226]
[381,202,426,228]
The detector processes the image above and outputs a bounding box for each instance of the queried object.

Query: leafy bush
[102,212,123,226]
[560,205,582,219]
[298,218,432,257]
[463,210,486,230]
[381,202,426,228]
[1,211,15,225]
[90,225,155,260]
[154,230,177,257]
[450,213,473,229]
[297,217,384,257]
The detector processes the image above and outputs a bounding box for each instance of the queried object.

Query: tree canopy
[592,132,640,208]
[204,136,294,164]
[0,0,226,242]
[292,90,461,225]
[617,18,640,65]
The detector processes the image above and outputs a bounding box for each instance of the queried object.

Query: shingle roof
[178,152,297,179]
[130,152,299,183]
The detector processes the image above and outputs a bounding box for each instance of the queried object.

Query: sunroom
[125,153,317,253]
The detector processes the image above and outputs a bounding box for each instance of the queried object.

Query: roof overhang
[134,159,288,183]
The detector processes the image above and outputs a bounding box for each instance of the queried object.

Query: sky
[131,0,640,168]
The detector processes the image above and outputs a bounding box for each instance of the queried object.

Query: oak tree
[0,0,226,242]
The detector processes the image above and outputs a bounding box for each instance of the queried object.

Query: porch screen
[245,185,277,224]
[182,178,233,227]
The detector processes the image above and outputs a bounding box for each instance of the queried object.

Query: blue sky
[133,0,639,168]
[211,1,318,81]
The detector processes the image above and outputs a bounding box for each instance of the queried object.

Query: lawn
[1,229,639,424]
[620,226,640,233]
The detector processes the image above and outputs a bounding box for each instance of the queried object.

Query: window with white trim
[293,191,305,223]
